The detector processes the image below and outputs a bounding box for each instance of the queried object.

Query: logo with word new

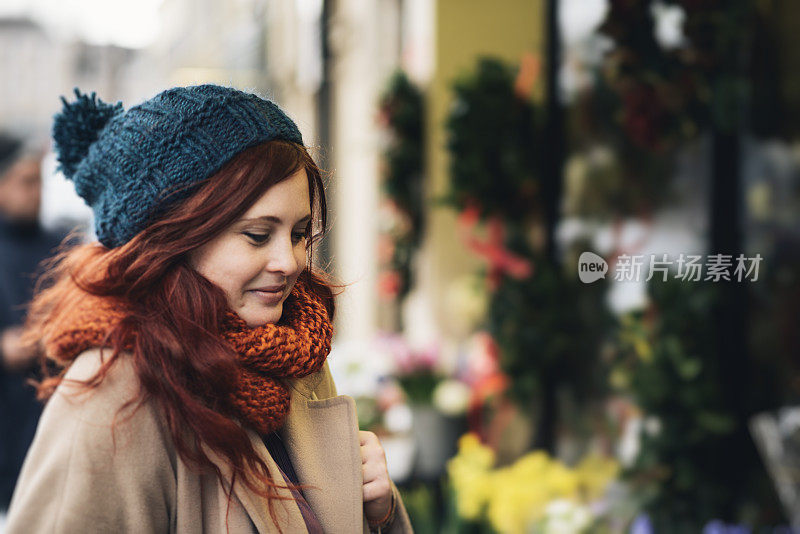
[578,252,763,283]
[578,252,608,283]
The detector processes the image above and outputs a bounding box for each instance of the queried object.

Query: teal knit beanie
[52,84,304,248]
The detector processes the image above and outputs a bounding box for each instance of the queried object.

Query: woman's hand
[359,430,393,525]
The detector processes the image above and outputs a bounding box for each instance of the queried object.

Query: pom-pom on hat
[52,85,304,248]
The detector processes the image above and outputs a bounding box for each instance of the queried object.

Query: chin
[243,304,283,327]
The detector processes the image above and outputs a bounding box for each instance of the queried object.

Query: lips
[248,285,286,304]
[252,285,286,293]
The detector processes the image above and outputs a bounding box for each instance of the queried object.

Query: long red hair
[23,140,334,528]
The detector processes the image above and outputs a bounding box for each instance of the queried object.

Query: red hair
[23,140,335,529]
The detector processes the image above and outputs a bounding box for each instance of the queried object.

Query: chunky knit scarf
[45,277,333,435]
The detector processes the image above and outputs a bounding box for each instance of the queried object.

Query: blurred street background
[1,0,800,532]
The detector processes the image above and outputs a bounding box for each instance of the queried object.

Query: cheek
[191,243,250,300]
[295,247,307,269]
[290,247,307,280]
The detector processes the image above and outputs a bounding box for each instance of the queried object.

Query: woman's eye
[244,232,270,244]
[292,231,307,243]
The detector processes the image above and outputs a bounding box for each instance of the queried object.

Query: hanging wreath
[443,57,539,221]
[377,71,425,304]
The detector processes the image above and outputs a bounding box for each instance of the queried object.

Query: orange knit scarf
[45,278,333,435]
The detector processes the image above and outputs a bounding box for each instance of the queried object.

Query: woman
[5,85,412,533]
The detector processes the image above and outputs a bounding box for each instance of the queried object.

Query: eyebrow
[239,214,312,225]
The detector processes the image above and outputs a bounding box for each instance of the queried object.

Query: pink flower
[377,270,402,300]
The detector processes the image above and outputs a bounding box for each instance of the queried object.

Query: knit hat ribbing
[53,85,304,248]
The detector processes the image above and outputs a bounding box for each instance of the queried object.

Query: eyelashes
[243,232,270,244]
[243,231,307,245]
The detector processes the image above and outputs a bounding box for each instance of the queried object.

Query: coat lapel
[204,436,308,533]
[281,375,364,533]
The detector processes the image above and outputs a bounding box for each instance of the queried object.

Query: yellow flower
[486,451,578,533]
[610,366,631,389]
[574,453,620,500]
[447,434,495,520]
[448,434,619,533]
[634,338,653,362]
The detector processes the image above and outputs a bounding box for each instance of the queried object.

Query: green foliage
[378,70,425,303]
[399,484,440,534]
[396,371,443,406]
[380,71,425,230]
[355,396,381,431]
[488,242,613,409]
[612,278,748,528]
[443,57,539,220]
[401,480,490,534]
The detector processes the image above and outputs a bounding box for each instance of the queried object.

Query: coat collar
[207,369,365,533]
[287,368,326,399]
[280,377,365,531]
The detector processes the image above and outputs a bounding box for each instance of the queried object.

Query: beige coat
[6,349,413,533]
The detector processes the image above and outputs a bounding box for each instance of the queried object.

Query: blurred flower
[513,51,541,98]
[457,201,482,228]
[378,333,445,405]
[746,182,771,221]
[629,514,654,534]
[444,274,489,336]
[464,332,509,407]
[465,332,502,382]
[447,433,619,534]
[384,403,413,434]
[377,270,402,300]
[328,338,393,398]
[574,453,621,501]
[542,499,592,534]
[702,520,751,534]
[379,333,440,375]
[617,415,643,468]
[643,416,662,438]
[378,198,413,237]
[432,379,470,416]
[376,380,405,411]
[447,433,495,520]
[633,337,652,362]
[457,211,534,291]
[610,366,631,390]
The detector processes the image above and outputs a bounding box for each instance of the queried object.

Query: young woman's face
[189,169,311,326]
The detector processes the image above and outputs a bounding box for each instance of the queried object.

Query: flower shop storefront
[326,0,800,532]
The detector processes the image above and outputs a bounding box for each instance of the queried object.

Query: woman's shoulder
[55,348,144,418]
[45,348,172,455]
[62,346,137,386]
[6,348,177,533]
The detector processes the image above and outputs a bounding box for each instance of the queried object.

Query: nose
[265,237,301,277]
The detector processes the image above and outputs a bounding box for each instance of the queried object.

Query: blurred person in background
[0,133,65,515]
[4,86,412,533]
